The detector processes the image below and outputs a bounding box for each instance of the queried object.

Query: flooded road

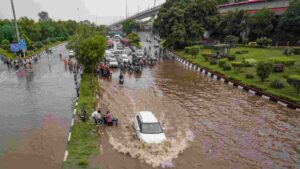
[0,44,75,169]
[94,33,300,169]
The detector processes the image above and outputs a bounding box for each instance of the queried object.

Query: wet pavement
[93,33,300,169]
[0,44,76,169]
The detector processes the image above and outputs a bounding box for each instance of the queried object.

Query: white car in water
[108,58,119,68]
[121,54,129,63]
[133,111,166,144]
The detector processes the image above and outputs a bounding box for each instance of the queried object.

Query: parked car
[136,49,144,59]
[154,43,160,48]
[133,111,166,144]
[108,58,119,68]
[69,50,75,57]
[146,39,151,43]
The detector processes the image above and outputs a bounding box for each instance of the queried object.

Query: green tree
[128,32,141,48]
[249,8,276,40]
[256,62,273,82]
[218,10,249,41]
[224,35,239,47]
[75,35,106,73]
[122,19,136,35]
[1,39,10,51]
[278,0,300,43]
[287,75,300,95]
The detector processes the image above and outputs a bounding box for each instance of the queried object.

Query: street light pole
[77,8,80,22]
[126,0,128,18]
[10,0,20,48]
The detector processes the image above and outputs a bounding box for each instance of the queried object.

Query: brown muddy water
[93,60,300,169]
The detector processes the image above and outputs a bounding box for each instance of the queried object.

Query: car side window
[136,116,142,129]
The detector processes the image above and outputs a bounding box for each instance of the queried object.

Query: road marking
[228,82,234,86]
[63,151,69,161]
[238,86,244,90]
[71,119,74,126]
[73,109,77,115]
[277,101,288,107]
[220,78,225,82]
[249,90,256,95]
[296,108,300,112]
[262,95,270,100]
[213,75,218,79]
[68,132,72,142]
[75,102,78,106]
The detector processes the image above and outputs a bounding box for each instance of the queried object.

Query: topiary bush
[273,63,285,73]
[256,37,272,48]
[222,63,232,71]
[245,73,254,79]
[241,50,249,54]
[210,59,218,65]
[227,55,236,61]
[235,51,243,54]
[202,53,212,62]
[231,62,244,72]
[269,57,296,67]
[293,48,300,55]
[243,58,257,67]
[287,75,300,95]
[271,80,284,89]
[219,60,226,67]
[256,62,273,82]
[247,42,258,47]
[33,41,43,49]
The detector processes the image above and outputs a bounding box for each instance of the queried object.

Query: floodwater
[0,44,76,169]
[93,33,300,169]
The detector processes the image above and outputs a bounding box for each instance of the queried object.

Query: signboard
[19,39,27,51]
[10,43,19,53]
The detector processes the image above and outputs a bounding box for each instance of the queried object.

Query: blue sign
[19,39,27,51]
[10,43,19,53]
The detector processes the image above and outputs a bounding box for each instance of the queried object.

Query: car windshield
[141,123,163,134]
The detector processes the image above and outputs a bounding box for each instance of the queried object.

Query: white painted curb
[262,95,270,100]
[278,101,288,107]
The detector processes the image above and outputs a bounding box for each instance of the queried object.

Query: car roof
[138,111,158,123]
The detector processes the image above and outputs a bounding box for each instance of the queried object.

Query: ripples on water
[99,60,300,169]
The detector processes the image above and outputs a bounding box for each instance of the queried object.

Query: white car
[69,50,75,57]
[121,54,129,63]
[133,111,166,144]
[136,49,144,59]
[108,58,119,68]
[154,43,160,48]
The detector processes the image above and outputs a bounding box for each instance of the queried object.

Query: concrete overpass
[108,0,291,28]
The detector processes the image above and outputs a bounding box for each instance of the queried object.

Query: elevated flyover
[108,0,291,28]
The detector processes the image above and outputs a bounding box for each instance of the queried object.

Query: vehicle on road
[133,111,166,144]
[136,49,144,59]
[154,43,160,48]
[146,39,151,43]
[108,58,119,68]
[121,54,129,63]
[69,50,75,57]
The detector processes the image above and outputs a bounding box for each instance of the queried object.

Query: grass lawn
[175,46,300,105]
[63,73,100,169]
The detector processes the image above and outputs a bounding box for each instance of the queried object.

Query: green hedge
[269,57,296,66]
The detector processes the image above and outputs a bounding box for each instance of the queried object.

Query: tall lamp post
[10,0,22,56]
[126,0,128,18]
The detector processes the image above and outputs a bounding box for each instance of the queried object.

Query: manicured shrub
[241,50,249,54]
[245,73,254,79]
[222,63,232,71]
[202,53,212,61]
[235,51,243,54]
[247,42,258,47]
[225,35,239,47]
[269,57,296,66]
[1,39,10,51]
[287,75,300,95]
[256,37,272,48]
[283,47,294,56]
[231,62,244,72]
[293,48,300,55]
[273,63,285,72]
[210,59,218,65]
[184,46,200,56]
[227,55,236,61]
[219,60,226,67]
[256,62,273,82]
[271,80,284,89]
[243,58,257,67]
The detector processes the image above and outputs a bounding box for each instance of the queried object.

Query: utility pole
[10,0,21,54]
[77,8,80,22]
[154,0,157,7]
[126,0,128,18]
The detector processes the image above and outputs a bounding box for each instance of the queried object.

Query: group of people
[96,63,112,78]
[91,110,115,126]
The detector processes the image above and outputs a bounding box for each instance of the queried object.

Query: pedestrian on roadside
[106,111,113,126]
